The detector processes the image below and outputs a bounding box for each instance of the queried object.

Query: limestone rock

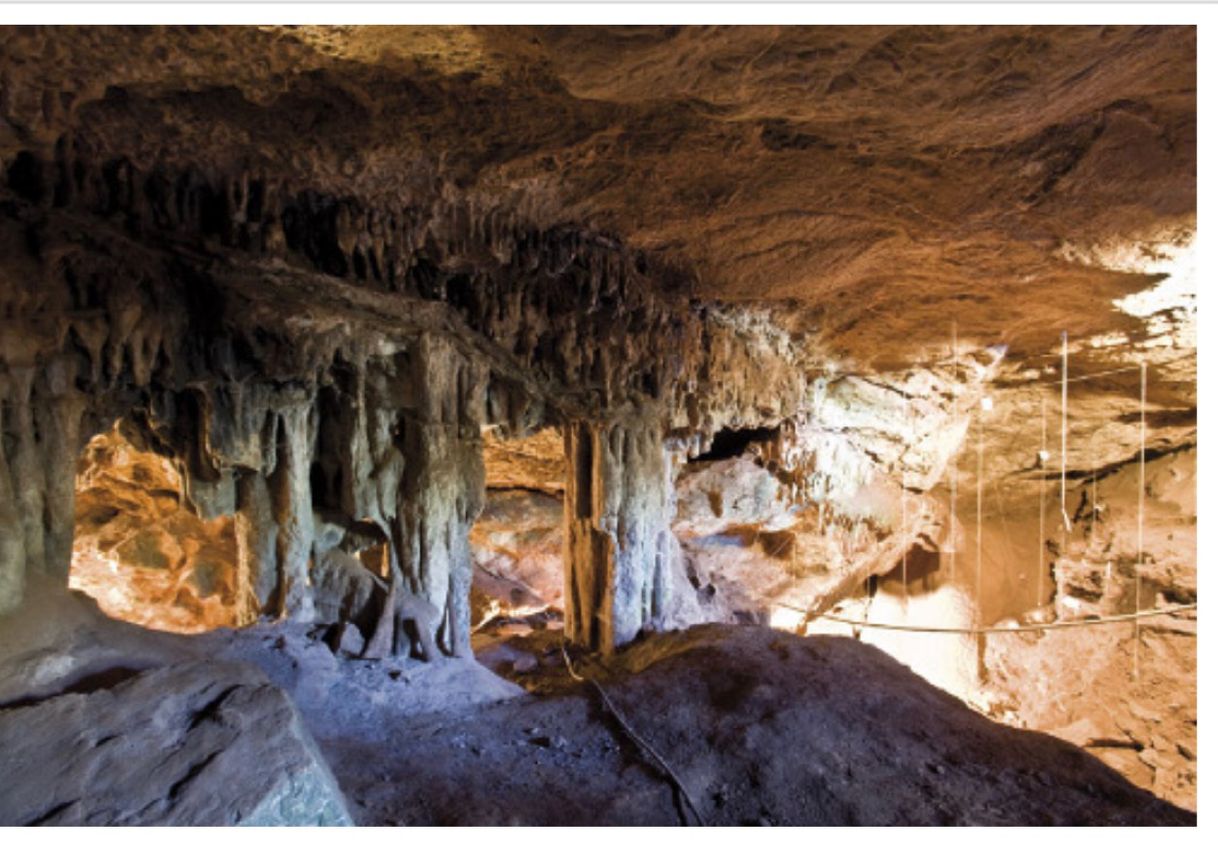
[0,661,352,826]
[325,621,366,658]
[312,548,383,634]
[470,488,564,618]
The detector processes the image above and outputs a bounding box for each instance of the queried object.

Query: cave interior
[0,23,1199,827]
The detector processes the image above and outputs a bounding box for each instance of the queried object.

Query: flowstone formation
[0,94,809,656]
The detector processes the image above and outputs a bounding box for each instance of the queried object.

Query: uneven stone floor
[0,583,1194,826]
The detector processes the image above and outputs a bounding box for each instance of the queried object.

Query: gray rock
[325,621,366,657]
[312,548,383,632]
[0,661,352,826]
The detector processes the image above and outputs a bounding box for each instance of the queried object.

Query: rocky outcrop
[979,447,1197,809]
[0,660,352,825]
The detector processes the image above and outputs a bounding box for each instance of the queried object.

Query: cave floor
[0,584,1195,826]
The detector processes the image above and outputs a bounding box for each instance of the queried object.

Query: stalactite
[0,144,811,653]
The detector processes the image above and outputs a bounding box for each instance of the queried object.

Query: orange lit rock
[70,422,242,633]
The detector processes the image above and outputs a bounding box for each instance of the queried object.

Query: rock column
[0,388,26,615]
[391,335,487,657]
[234,470,278,620]
[35,359,87,580]
[563,419,680,654]
[269,398,318,621]
[0,359,89,612]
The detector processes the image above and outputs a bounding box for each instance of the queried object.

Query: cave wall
[70,420,243,632]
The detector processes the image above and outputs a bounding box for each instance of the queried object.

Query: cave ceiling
[0,24,1196,368]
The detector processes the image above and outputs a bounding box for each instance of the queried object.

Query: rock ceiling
[0,25,1196,365]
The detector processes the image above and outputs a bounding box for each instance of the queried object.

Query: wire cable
[778,602,1196,636]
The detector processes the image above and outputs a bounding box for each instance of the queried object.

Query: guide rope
[776,602,1197,636]
[560,641,706,826]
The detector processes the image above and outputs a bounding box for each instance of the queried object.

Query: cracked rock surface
[0,659,352,826]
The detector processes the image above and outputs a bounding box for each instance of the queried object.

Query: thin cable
[950,319,958,581]
[1038,395,1047,608]
[779,603,1197,636]
[1037,363,1146,385]
[1060,333,1073,533]
[1135,361,1147,682]
[560,642,706,826]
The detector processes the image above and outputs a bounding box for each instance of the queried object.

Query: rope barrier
[560,641,706,826]
[776,602,1196,636]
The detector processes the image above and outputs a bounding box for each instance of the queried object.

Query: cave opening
[690,425,779,462]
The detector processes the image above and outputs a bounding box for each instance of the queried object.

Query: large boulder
[0,660,352,826]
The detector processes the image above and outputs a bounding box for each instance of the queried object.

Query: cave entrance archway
[69,419,245,634]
